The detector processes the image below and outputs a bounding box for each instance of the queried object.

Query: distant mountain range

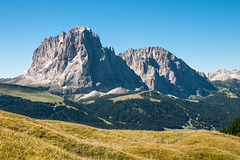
[206,68,240,81]
[9,26,217,98]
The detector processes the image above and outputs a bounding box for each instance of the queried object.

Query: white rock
[107,87,129,94]
[206,68,240,81]
[79,87,129,99]
[79,90,106,99]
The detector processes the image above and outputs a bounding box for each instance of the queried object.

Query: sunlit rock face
[18,26,146,93]
[119,47,215,98]
[206,68,240,81]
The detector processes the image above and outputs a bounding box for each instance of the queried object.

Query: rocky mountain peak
[119,46,215,98]
[70,26,91,33]
[17,26,146,94]
[15,26,217,97]
[206,68,240,81]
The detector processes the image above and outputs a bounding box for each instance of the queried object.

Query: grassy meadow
[0,83,64,104]
[0,110,240,160]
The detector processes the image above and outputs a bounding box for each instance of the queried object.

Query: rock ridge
[119,46,215,98]
[206,68,240,81]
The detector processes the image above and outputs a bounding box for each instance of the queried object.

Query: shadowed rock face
[119,47,215,98]
[18,26,146,93]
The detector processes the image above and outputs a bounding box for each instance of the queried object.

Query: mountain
[119,47,215,98]
[13,26,217,97]
[206,68,240,81]
[221,117,240,137]
[16,26,146,94]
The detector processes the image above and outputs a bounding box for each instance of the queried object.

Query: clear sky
[0,0,240,78]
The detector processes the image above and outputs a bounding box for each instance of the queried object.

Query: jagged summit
[15,26,216,97]
[206,68,240,81]
[71,26,91,32]
[67,26,99,39]
[119,46,215,98]
[17,26,146,94]
[44,26,94,39]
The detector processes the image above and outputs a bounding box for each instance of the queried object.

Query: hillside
[211,78,240,98]
[0,83,117,129]
[75,88,240,131]
[0,83,64,104]
[1,82,240,131]
[1,110,240,160]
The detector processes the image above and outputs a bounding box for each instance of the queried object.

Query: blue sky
[0,0,240,78]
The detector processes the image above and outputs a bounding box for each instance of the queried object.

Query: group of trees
[221,118,240,137]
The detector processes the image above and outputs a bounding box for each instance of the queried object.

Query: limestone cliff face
[18,26,146,93]
[206,68,240,81]
[16,26,216,97]
[119,47,215,97]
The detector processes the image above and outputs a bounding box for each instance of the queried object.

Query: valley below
[1,81,240,132]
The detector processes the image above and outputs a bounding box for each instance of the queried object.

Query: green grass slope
[0,83,64,104]
[1,110,240,160]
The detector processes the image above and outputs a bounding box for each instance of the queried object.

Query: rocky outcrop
[17,26,146,93]
[119,47,215,98]
[206,68,240,81]
[79,87,129,100]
